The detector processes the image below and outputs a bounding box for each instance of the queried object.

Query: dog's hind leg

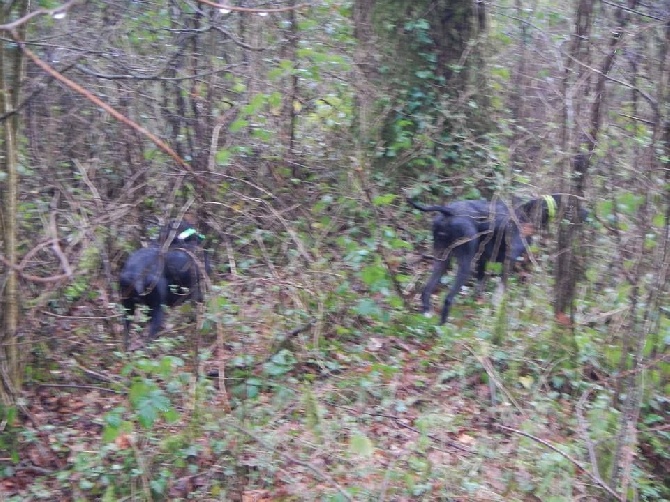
[440,236,478,324]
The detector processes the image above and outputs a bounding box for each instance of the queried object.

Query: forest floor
[1,261,661,501]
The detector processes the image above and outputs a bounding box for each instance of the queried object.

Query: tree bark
[556,0,629,320]
[353,0,488,179]
[0,0,28,405]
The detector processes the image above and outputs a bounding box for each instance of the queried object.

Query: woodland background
[0,0,668,500]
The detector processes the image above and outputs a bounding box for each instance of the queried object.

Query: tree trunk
[0,0,28,405]
[353,0,488,181]
[556,0,629,320]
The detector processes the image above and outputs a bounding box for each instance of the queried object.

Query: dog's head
[519,195,558,228]
[519,194,589,228]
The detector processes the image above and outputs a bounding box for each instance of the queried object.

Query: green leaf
[232,81,246,93]
[372,193,397,206]
[102,408,132,442]
[215,149,231,165]
[360,264,386,287]
[349,433,374,457]
[388,238,411,250]
[235,377,261,399]
[252,128,272,141]
[244,93,266,114]
[263,349,296,376]
[130,382,172,429]
[150,478,167,495]
[354,298,380,317]
[415,70,434,80]
[229,118,248,133]
[652,213,666,227]
[267,91,282,109]
[158,356,183,377]
[163,408,180,423]
[518,375,534,389]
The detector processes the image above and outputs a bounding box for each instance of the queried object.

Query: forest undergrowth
[3,183,668,502]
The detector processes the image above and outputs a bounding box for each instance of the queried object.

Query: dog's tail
[407,198,456,218]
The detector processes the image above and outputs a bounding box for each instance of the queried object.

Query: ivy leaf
[130,382,171,428]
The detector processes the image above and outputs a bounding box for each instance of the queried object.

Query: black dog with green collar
[119,220,211,349]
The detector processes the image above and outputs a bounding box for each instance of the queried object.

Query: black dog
[119,220,210,349]
[409,198,535,324]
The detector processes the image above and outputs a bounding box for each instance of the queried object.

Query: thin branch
[11,31,208,190]
[497,424,624,501]
[0,60,80,121]
[0,240,71,284]
[0,0,79,31]
[576,388,601,480]
[336,405,474,454]
[37,383,124,394]
[599,0,666,21]
[229,421,354,501]
[196,0,311,14]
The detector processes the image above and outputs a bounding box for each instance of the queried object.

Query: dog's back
[410,197,532,323]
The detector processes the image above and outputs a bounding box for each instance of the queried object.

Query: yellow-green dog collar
[543,195,557,221]
[178,228,205,241]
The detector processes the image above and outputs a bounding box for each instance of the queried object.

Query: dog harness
[542,195,557,221]
[178,227,206,241]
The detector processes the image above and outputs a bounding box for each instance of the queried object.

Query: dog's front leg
[474,256,488,298]
[421,252,450,316]
[121,297,136,351]
[440,253,472,324]
[146,278,168,340]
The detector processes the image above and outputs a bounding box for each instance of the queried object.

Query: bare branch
[196,0,311,14]
[11,31,209,190]
[0,0,79,31]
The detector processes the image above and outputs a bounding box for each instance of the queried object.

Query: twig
[228,421,353,501]
[196,0,311,13]
[0,0,79,30]
[464,344,527,416]
[12,33,207,190]
[37,383,124,394]
[48,206,72,278]
[206,321,315,375]
[576,387,601,479]
[353,166,411,310]
[337,405,473,454]
[71,359,124,385]
[40,311,123,320]
[496,424,623,501]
